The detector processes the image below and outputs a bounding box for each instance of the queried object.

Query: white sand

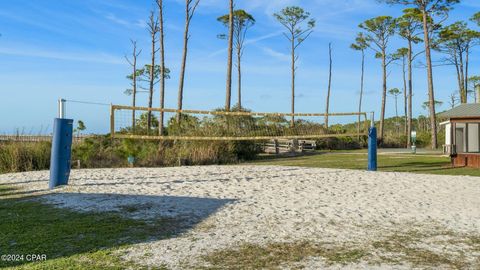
[2,166,480,269]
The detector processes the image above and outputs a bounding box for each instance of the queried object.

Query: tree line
[353,0,480,148]
[125,0,318,134]
[124,0,479,149]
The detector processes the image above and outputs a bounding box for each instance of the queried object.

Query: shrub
[316,137,364,150]
[415,132,434,148]
[0,142,51,174]
[72,136,124,168]
[71,136,259,169]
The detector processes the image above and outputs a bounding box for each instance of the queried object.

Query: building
[440,103,480,168]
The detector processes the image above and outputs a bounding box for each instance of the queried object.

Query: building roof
[439,103,480,119]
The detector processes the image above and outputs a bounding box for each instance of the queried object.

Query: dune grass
[0,186,173,269]
[252,150,480,177]
[0,142,51,174]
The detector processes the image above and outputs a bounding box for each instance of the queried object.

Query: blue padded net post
[368,127,378,171]
[49,118,74,189]
[368,112,377,171]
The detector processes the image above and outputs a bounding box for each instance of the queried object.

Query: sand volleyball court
[2,165,480,269]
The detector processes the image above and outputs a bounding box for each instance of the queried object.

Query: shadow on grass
[0,188,50,198]
[0,191,234,268]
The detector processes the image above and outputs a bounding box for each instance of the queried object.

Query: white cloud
[181,0,377,17]
[165,22,184,32]
[206,31,283,58]
[261,47,290,62]
[244,0,299,15]
[244,31,283,46]
[134,19,147,28]
[105,13,131,26]
[104,13,145,29]
[0,46,124,65]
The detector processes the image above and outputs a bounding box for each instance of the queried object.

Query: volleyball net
[110,105,369,141]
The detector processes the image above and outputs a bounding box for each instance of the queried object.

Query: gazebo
[440,103,480,168]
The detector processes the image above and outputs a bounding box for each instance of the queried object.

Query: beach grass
[0,186,171,269]
[251,150,480,177]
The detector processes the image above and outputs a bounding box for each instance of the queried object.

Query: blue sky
[0,0,479,134]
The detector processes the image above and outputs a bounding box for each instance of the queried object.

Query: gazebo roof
[439,104,480,119]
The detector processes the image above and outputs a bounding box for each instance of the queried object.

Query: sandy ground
[1,166,480,269]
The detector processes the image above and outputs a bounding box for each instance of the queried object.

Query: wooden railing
[443,144,456,155]
[262,139,317,154]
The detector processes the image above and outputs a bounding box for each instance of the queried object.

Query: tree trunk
[148,30,156,132]
[465,45,469,102]
[325,43,332,130]
[357,50,365,140]
[177,2,191,122]
[407,40,413,148]
[237,46,242,109]
[452,49,465,103]
[132,78,137,131]
[132,48,137,131]
[225,0,234,111]
[421,8,437,149]
[402,56,407,144]
[158,0,166,136]
[395,95,399,136]
[379,49,387,143]
[458,47,466,103]
[290,36,295,127]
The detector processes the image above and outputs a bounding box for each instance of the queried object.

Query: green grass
[0,185,174,269]
[252,150,480,177]
[201,227,480,269]
[370,228,480,269]
[202,242,366,269]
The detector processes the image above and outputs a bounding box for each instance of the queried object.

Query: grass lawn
[0,186,173,270]
[252,150,480,177]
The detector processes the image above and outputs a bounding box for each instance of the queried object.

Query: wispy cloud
[244,31,283,46]
[186,0,377,17]
[105,13,130,26]
[165,22,183,32]
[206,31,283,58]
[244,0,299,15]
[85,0,144,13]
[261,47,290,62]
[105,13,145,29]
[0,46,123,65]
[0,10,71,37]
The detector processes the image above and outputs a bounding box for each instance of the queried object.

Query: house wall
[453,153,480,168]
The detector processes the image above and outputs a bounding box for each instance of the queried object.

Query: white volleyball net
[110,105,369,141]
